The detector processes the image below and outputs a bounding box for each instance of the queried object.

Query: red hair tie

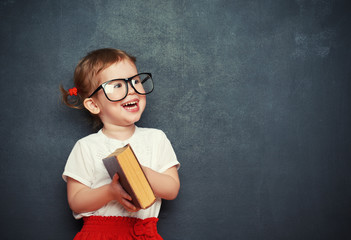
[68,87,78,96]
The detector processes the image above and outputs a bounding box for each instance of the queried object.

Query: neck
[102,124,136,141]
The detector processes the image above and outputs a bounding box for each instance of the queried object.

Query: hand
[110,173,140,212]
[140,165,180,200]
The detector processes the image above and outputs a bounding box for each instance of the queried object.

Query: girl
[61,48,180,240]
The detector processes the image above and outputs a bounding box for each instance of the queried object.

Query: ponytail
[59,85,84,109]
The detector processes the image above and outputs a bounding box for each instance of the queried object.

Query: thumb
[112,173,119,183]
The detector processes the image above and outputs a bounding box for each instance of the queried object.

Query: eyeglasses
[88,73,154,102]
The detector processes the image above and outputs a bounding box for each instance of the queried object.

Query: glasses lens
[132,73,154,95]
[104,80,127,101]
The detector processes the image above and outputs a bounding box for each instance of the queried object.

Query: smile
[122,100,139,111]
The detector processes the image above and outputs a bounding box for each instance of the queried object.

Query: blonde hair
[60,48,136,127]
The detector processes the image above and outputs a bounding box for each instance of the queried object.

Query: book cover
[102,144,156,209]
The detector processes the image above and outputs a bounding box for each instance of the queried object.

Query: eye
[132,79,140,85]
[113,82,123,88]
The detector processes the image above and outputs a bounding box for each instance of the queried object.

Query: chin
[126,115,142,125]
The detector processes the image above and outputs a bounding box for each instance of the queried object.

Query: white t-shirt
[62,126,179,219]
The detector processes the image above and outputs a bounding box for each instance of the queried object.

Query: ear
[83,98,100,115]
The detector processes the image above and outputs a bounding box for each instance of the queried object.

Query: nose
[127,81,136,95]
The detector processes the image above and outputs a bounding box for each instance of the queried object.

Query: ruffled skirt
[73,216,163,240]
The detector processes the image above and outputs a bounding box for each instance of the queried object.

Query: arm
[66,174,139,214]
[142,166,180,200]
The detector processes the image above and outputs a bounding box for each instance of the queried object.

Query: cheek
[138,94,146,104]
[140,97,147,109]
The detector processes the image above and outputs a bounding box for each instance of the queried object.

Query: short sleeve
[62,140,94,187]
[154,131,180,173]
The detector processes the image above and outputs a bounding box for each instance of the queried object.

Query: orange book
[102,144,156,209]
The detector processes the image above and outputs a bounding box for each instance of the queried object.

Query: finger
[122,199,135,210]
[125,206,138,212]
[121,199,139,212]
[112,173,119,183]
[126,207,140,212]
[120,188,132,201]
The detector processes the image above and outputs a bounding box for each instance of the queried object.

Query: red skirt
[73,216,163,240]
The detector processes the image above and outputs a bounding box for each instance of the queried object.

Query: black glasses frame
[88,72,154,102]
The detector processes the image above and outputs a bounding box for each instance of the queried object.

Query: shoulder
[136,127,167,140]
[74,130,104,148]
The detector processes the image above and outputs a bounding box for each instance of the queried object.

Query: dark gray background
[1,0,350,239]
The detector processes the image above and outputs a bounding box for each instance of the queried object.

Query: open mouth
[122,100,139,110]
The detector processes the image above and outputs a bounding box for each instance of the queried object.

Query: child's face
[93,59,146,127]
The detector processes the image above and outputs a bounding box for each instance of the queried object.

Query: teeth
[123,101,137,106]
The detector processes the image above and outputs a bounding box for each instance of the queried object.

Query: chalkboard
[1,0,350,239]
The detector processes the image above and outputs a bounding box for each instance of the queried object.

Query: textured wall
[1,1,350,239]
